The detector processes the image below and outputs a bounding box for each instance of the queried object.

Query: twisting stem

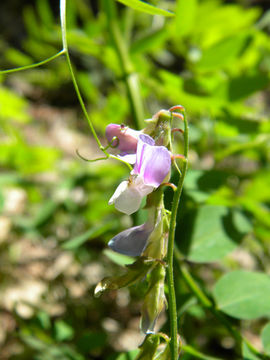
[166,107,189,359]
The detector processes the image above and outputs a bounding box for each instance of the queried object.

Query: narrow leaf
[62,220,118,250]
[115,0,174,17]
[94,258,156,297]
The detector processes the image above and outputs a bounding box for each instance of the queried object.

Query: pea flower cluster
[105,124,171,256]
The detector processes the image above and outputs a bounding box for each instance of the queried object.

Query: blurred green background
[0,0,269,359]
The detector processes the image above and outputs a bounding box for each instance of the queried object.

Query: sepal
[94,257,156,297]
[134,334,160,360]
[141,262,166,334]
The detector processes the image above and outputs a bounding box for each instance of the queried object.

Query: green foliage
[0,0,269,359]
[261,323,270,355]
[178,205,251,262]
[115,0,174,17]
[213,271,270,319]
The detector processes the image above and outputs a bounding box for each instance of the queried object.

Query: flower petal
[105,124,140,154]
[117,153,137,164]
[108,224,153,256]
[140,145,171,187]
[133,134,155,175]
[109,180,143,215]
[133,134,171,187]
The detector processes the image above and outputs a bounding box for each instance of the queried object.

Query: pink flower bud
[105,124,140,154]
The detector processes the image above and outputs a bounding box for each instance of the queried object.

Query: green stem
[166,110,189,360]
[64,51,105,151]
[103,0,145,130]
[60,0,132,171]
[0,50,65,74]
[174,249,270,360]
[60,0,106,152]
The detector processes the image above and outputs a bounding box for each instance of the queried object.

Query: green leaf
[130,28,168,54]
[103,249,134,266]
[115,0,174,17]
[77,331,107,353]
[116,350,140,360]
[197,33,251,71]
[227,73,269,102]
[141,263,166,333]
[213,270,270,319]
[135,334,160,360]
[15,200,58,230]
[62,220,118,250]
[242,342,261,360]
[54,320,74,341]
[0,86,30,123]
[175,0,197,36]
[94,258,156,297]
[178,206,242,263]
[261,323,270,355]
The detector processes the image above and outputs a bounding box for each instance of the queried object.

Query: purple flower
[105,124,141,164]
[108,221,154,256]
[109,134,171,215]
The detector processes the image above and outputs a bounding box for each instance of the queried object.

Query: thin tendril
[76,149,109,163]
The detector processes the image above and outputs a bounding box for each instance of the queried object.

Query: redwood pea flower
[105,124,141,164]
[109,134,171,215]
[108,219,154,256]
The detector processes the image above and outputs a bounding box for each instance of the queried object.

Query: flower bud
[105,124,140,154]
[141,263,166,334]
[144,110,171,146]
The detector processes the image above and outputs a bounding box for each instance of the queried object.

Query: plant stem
[103,0,145,130]
[0,50,65,74]
[174,249,270,360]
[60,0,107,153]
[166,109,189,359]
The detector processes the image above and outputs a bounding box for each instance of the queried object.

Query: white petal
[117,153,137,164]
[109,176,155,215]
[114,186,143,215]
[108,181,129,205]
[109,180,142,215]
[133,175,154,197]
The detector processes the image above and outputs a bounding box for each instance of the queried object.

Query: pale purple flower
[105,124,141,164]
[109,134,171,215]
[108,221,154,256]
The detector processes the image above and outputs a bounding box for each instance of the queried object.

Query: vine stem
[60,0,105,152]
[167,107,189,360]
[60,0,132,171]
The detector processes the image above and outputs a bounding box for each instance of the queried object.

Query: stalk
[166,108,189,359]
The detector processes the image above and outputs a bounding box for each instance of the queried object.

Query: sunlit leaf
[261,323,270,355]
[175,0,197,36]
[94,258,156,297]
[54,320,74,341]
[178,206,248,262]
[214,270,270,319]
[62,220,118,250]
[103,249,134,266]
[115,0,174,17]
[197,33,252,71]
